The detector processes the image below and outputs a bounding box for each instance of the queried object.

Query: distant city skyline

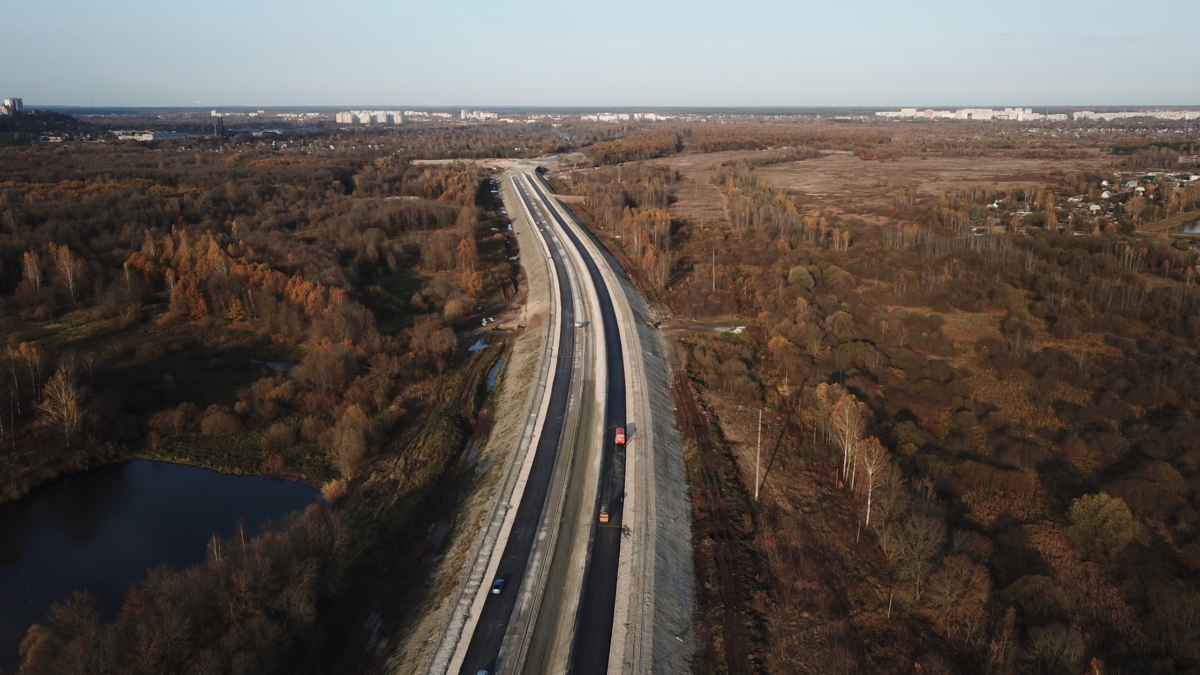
[2,0,1198,108]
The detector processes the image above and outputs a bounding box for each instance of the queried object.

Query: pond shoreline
[1,443,328,511]
[0,459,322,667]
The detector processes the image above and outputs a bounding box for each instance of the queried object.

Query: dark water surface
[0,460,320,665]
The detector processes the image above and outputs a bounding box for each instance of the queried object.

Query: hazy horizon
[31,104,1200,113]
[3,0,1199,108]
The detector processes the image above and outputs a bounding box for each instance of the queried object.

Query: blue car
[491,578,505,595]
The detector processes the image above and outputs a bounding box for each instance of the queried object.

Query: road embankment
[535,174,695,674]
[383,173,561,675]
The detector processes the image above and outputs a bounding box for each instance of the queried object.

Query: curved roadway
[457,177,577,675]
[527,176,626,675]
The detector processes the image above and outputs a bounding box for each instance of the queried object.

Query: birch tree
[50,243,84,304]
[813,382,846,446]
[858,437,889,529]
[830,394,866,486]
[5,348,20,417]
[39,368,82,448]
[18,342,45,401]
[23,250,43,294]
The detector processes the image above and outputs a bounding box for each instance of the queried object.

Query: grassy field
[650,150,1109,225]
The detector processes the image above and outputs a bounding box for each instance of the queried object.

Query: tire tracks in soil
[672,372,765,675]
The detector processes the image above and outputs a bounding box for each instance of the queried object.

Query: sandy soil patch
[412,158,528,169]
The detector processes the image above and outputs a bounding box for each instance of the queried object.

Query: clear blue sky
[2,0,1197,108]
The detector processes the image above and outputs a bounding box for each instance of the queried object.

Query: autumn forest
[3,109,1200,675]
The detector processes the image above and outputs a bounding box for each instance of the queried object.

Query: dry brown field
[650,149,1110,223]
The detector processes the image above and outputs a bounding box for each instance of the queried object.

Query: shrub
[1051,316,1080,340]
[408,315,457,373]
[443,297,469,322]
[200,411,243,437]
[261,423,296,453]
[249,377,275,402]
[119,304,142,327]
[892,421,926,447]
[321,478,348,505]
[295,346,357,394]
[135,341,165,361]
[331,405,370,479]
[265,381,296,404]
[1003,575,1074,626]
[261,454,285,473]
[300,417,328,442]
[832,341,878,372]
[990,285,1024,310]
[788,265,815,290]
[1068,492,1137,560]
[148,403,199,437]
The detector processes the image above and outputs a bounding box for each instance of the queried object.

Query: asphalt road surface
[457,177,577,675]
[526,176,627,675]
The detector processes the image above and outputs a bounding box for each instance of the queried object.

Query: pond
[1184,219,1200,234]
[0,460,321,665]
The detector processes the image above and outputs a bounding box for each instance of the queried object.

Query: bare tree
[18,342,45,401]
[925,555,991,646]
[295,346,353,394]
[858,437,889,529]
[83,352,97,389]
[830,394,866,486]
[23,250,43,294]
[872,462,910,534]
[0,367,8,441]
[38,368,82,448]
[1023,623,1084,675]
[6,348,20,417]
[1146,583,1200,659]
[50,243,84,304]
[408,315,457,373]
[894,511,945,600]
[331,405,369,479]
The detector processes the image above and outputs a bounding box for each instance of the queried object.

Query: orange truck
[615,427,625,445]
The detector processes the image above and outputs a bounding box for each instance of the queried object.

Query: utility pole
[755,409,762,502]
[712,250,716,292]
